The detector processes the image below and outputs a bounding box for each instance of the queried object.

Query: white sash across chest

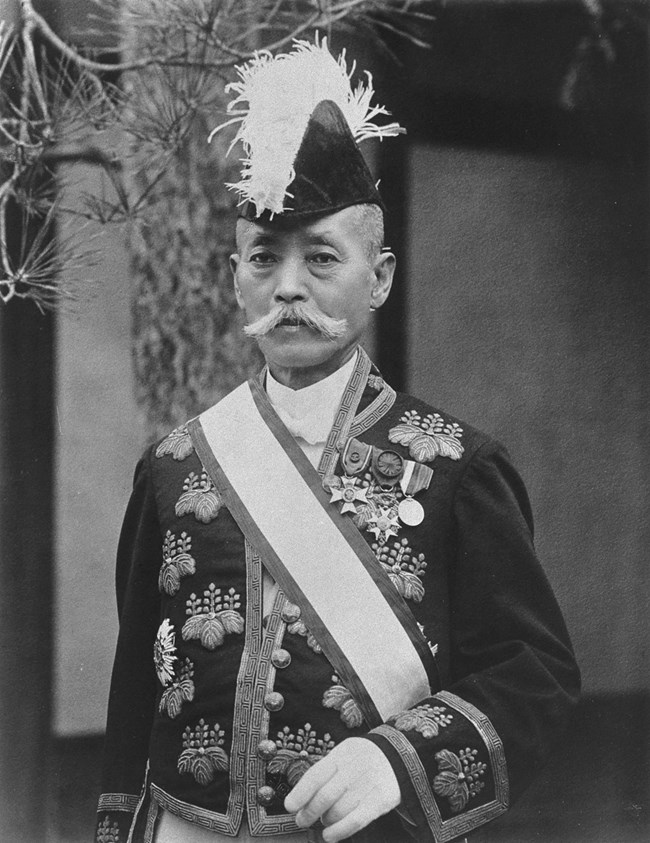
[188,379,437,726]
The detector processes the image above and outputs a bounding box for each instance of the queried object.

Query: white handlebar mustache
[243,303,348,341]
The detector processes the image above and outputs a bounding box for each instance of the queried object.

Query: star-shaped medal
[329,477,369,514]
[366,507,400,543]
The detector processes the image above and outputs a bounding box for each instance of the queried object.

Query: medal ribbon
[188,380,438,726]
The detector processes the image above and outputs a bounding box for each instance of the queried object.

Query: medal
[341,438,372,476]
[366,507,400,543]
[372,449,404,484]
[396,460,431,526]
[329,476,369,514]
[398,497,424,526]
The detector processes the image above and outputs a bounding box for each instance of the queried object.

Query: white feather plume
[209,37,404,217]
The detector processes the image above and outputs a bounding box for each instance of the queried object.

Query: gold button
[281,602,301,623]
[257,739,278,761]
[256,785,275,806]
[271,649,291,669]
[264,692,284,712]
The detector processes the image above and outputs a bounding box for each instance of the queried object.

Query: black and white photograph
[0,2,647,843]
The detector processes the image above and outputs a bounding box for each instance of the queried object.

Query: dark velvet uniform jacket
[96,350,580,843]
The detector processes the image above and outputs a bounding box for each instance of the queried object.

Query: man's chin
[257,333,341,369]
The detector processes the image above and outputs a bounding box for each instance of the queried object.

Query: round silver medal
[398,497,424,526]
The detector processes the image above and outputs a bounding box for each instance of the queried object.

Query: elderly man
[96,40,579,843]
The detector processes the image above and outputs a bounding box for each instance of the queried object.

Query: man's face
[230,205,394,385]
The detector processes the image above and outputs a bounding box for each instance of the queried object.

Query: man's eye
[249,252,275,264]
[310,252,337,265]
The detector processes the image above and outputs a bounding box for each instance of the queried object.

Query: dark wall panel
[406,141,648,694]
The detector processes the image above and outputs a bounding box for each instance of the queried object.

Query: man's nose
[273,259,308,303]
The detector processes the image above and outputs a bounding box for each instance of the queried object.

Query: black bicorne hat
[209,38,404,222]
[238,99,385,222]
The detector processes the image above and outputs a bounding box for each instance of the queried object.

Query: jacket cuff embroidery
[96,793,141,843]
[370,691,509,842]
[97,793,141,813]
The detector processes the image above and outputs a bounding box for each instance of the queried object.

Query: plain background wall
[54,164,144,735]
[407,141,649,695]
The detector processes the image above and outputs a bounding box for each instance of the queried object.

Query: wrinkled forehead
[235,206,365,249]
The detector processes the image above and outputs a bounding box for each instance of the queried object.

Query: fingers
[294,776,349,828]
[321,802,388,843]
[284,738,401,840]
[284,756,337,815]
[320,792,359,828]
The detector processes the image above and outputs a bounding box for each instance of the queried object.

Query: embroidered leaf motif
[182,615,207,641]
[390,570,425,602]
[386,423,420,447]
[352,502,374,530]
[340,698,364,729]
[407,434,440,463]
[433,433,464,460]
[201,618,228,650]
[392,704,453,738]
[177,745,229,786]
[270,724,335,787]
[267,748,296,777]
[322,675,364,729]
[177,720,229,785]
[218,609,246,635]
[156,426,193,461]
[160,658,195,718]
[388,412,464,465]
[434,750,469,812]
[286,618,322,654]
[322,684,349,708]
[175,471,223,523]
[182,585,244,651]
[433,748,487,814]
[373,539,427,603]
[160,685,185,719]
[434,770,463,798]
[287,758,313,787]
[96,815,120,843]
[159,531,196,596]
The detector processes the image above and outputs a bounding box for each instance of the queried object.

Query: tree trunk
[122,1,262,441]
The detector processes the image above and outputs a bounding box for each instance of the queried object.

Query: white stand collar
[266,351,359,445]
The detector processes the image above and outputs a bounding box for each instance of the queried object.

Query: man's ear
[370,251,396,310]
[230,253,244,308]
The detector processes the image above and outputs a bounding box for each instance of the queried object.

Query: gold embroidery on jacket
[154,619,177,686]
[285,617,322,654]
[389,411,464,464]
[182,585,244,650]
[392,704,453,738]
[175,471,223,523]
[159,657,195,718]
[268,724,336,788]
[177,719,229,785]
[96,815,120,843]
[433,748,487,813]
[322,674,364,728]
[372,538,427,603]
[159,530,196,595]
[156,425,194,461]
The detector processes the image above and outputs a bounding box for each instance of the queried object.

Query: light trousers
[153,809,319,843]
